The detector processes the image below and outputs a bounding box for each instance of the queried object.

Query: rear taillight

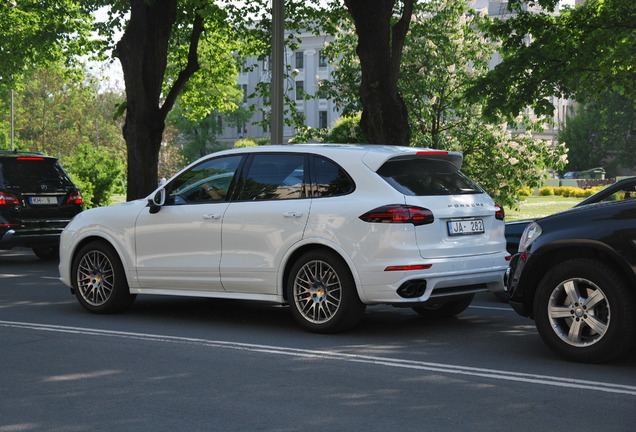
[0,192,20,206]
[359,205,434,226]
[495,202,505,220]
[66,191,83,205]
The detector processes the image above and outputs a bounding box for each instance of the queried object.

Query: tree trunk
[116,0,177,201]
[344,0,413,146]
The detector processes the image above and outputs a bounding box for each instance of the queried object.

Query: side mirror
[148,189,166,214]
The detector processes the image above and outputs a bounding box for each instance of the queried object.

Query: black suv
[0,150,83,259]
[506,198,636,363]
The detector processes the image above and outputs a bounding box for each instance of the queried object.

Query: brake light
[495,202,505,220]
[17,157,45,161]
[0,192,20,206]
[359,205,434,226]
[66,191,83,205]
[416,151,448,155]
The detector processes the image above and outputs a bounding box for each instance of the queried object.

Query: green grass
[505,195,583,221]
[110,194,127,205]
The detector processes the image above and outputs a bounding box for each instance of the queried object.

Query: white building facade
[218,1,574,146]
[218,31,341,145]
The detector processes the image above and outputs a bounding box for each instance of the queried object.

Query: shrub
[63,143,125,209]
[517,185,534,196]
[234,138,257,148]
[539,187,554,196]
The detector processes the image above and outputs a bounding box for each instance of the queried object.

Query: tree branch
[161,12,205,119]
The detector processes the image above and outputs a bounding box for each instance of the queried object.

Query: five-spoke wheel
[534,258,636,363]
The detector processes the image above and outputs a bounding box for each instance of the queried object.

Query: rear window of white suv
[377,159,483,196]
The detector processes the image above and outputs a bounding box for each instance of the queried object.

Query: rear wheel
[533,258,636,363]
[72,241,136,314]
[287,250,365,333]
[412,294,474,319]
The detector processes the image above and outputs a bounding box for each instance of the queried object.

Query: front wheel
[533,258,636,363]
[287,250,365,333]
[72,241,136,314]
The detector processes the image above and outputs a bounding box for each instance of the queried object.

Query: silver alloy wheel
[292,259,342,324]
[76,250,115,307]
[547,277,610,347]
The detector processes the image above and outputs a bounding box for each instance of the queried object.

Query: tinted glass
[313,156,354,197]
[378,159,483,196]
[238,154,305,201]
[0,158,74,192]
[167,155,241,205]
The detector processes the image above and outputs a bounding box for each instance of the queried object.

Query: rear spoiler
[361,148,463,171]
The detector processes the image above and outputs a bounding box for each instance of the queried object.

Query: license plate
[29,196,57,205]
[447,219,484,236]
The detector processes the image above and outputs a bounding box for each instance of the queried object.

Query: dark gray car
[0,150,83,259]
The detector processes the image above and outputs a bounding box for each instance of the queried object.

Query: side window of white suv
[237,153,306,201]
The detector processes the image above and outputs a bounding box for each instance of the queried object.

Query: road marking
[2,319,635,396]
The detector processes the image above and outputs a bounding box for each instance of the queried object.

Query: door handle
[283,211,303,218]
[202,213,222,220]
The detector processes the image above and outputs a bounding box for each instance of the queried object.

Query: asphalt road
[1,248,635,432]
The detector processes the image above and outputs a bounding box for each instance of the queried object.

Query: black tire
[533,258,636,363]
[32,246,59,260]
[412,294,475,319]
[71,241,136,314]
[287,249,366,333]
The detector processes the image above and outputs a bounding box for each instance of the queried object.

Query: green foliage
[454,117,568,208]
[472,0,636,120]
[234,138,258,148]
[539,187,554,196]
[319,0,567,207]
[517,186,534,196]
[558,92,636,177]
[292,113,365,144]
[0,1,98,88]
[0,64,125,158]
[63,142,125,208]
[328,114,366,143]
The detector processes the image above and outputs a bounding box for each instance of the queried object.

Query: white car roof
[211,144,464,171]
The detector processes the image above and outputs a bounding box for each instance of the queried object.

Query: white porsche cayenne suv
[59,144,509,332]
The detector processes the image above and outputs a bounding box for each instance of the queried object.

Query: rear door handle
[202,213,222,220]
[283,211,303,218]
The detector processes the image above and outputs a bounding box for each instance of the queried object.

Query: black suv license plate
[29,196,57,205]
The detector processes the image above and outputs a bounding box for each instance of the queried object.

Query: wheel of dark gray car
[72,241,136,314]
[534,258,636,363]
[287,249,366,333]
[412,294,474,319]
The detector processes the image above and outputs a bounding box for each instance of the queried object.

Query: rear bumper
[357,253,509,304]
[0,227,64,249]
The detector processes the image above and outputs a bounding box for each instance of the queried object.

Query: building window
[295,81,304,100]
[319,86,327,100]
[242,84,248,103]
[295,51,304,69]
[319,111,328,129]
[318,50,328,68]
